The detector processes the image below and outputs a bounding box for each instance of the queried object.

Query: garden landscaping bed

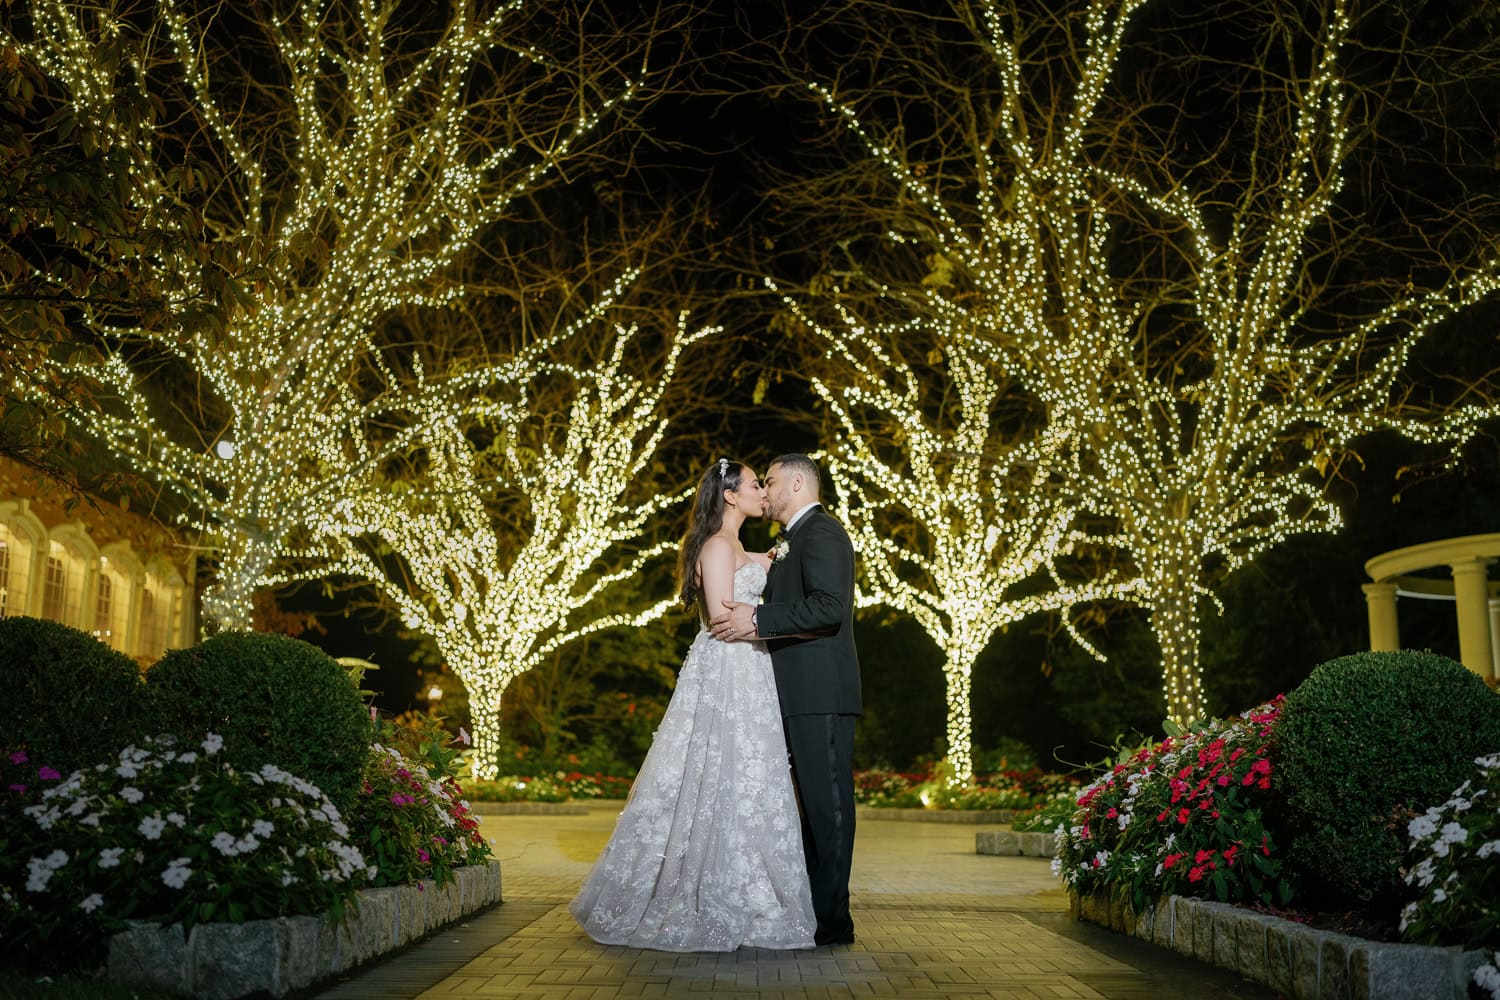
[106,860,502,999]
[1071,889,1484,1000]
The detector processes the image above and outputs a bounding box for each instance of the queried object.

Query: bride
[569,459,816,951]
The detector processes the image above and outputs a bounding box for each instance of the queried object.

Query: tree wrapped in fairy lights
[320,285,717,779]
[783,0,1500,726]
[771,283,1139,780]
[7,0,654,630]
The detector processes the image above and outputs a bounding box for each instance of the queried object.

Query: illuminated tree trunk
[200,531,277,634]
[941,650,979,783]
[462,677,509,782]
[1148,576,1206,727]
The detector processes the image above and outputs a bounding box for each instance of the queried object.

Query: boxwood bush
[0,616,141,772]
[144,632,368,811]
[1273,650,1500,908]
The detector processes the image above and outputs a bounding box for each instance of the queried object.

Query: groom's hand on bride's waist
[709,599,758,642]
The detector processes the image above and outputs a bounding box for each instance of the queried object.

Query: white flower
[1432,888,1448,903]
[176,752,198,765]
[25,861,53,893]
[202,733,224,755]
[1439,821,1467,846]
[1477,840,1500,859]
[252,820,274,838]
[138,815,167,840]
[98,847,124,869]
[119,786,144,804]
[161,859,193,889]
[1407,813,1438,840]
[1474,957,1500,999]
[115,763,139,779]
[235,834,260,854]
[79,893,104,914]
[44,849,67,868]
[211,832,239,856]
[80,813,101,827]
[167,812,186,827]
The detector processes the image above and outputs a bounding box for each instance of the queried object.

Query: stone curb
[856,806,1028,823]
[106,859,502,999]
[975,828,1058,858]
[1070,889,1486,999]
[467,800,589,815]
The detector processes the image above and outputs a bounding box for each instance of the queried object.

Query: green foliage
[0,737,369,972]
[144,632,368,812]
[352,716,492,891]
[0,616,141,774]
[1400,751,1500,950]
[1273,650,1500,908]
[1057,698,1292,912]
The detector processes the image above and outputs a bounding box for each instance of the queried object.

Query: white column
[1450,558,1495,679]
[1362,582,1400,652]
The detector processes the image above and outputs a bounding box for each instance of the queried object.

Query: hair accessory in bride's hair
[717,457,729,479]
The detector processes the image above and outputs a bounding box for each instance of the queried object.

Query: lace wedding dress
[569,561,816,951]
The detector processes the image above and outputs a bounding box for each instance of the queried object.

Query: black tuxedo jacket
[757,506,863,717]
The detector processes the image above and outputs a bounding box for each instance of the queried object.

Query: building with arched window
[0,459,196,662]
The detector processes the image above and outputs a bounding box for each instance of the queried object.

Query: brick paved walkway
[317,805,1275,999]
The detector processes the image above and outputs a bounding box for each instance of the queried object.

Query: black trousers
[783,713,857,933]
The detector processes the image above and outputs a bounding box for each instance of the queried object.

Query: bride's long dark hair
[677,458,747,610]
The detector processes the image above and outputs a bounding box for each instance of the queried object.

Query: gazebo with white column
[1363,532,1500,683]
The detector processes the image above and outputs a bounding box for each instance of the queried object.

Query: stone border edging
[1072,890,1485,999]
[856,805,1027,823]
[975,828,1058,857]
[106,859,502,999]
[467,801,588,815]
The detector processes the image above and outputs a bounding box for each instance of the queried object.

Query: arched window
[139,559,187,660]
[42,529,97,629]
[0,504,46,619]
[96,545,144,654]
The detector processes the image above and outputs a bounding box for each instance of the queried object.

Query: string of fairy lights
[314,308,716,780]
[771,281,1141,781]
[15,0,640,632]
[804,0,1500,729]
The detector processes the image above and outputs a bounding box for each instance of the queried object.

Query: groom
[710,453,862,946]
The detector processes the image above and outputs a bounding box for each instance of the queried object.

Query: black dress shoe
[814,925,856,946]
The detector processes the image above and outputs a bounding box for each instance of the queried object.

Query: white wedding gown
[569,562,816,951]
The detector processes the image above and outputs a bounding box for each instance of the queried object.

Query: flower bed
[2,722,494,977]
[854,765,1081,812]
[462,771,635,803]
[1055,696,1290,912]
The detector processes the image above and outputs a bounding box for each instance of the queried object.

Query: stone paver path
[317,805,1275,999]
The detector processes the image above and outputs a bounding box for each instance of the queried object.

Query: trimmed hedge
[0,616,142,772]
[144,632,368,811]
[1273,649,1500,907]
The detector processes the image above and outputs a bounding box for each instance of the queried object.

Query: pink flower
[417,848,430,863]
[8,751,27,765]
[8,783,25,793]
[456,727,470,746]
[38,767,61,781]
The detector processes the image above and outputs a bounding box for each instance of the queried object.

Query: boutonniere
[771,538,791,564]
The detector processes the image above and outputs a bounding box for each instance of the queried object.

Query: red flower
[1106,808,1118,819]
[1156,809,1170,823]
[1188,865,1206,883]
[1163,852,1185,869]
[1222,845,1239,865]
[1177,808,1191,824]
[1194,848,1215,864]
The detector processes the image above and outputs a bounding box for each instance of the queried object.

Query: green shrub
[1273,650,1500,908]
[144,632,368,811]
[0,616,141,772]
